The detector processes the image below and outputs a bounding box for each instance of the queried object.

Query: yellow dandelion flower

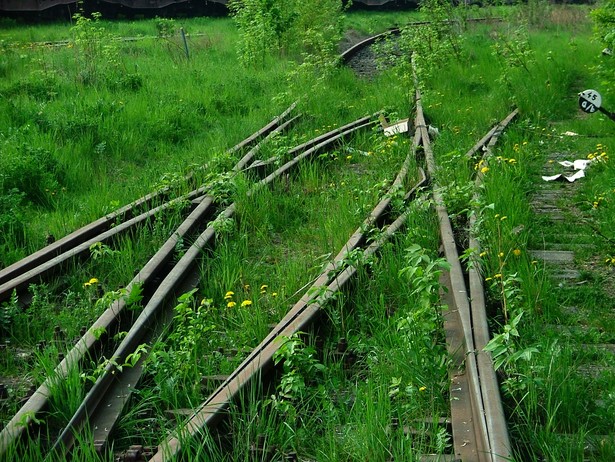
[495,214,500,218]
[241,300,252,307]
[481,166,489,174]
[83,282,91,288]
[494,273,502,279]
[485,277,493,282]
[346,155,352,160]
[227,301,236,308]
[272,292,278,297]
[479,251,487,257]
[419,386,427,392]
[498,252,505,258]
[513,249,522,257]
[244,284,250,291]
[89,278,99,284]
[224,291,234,300]
[531,260,538,265]
[500,216,508,221]
[508,158,517,164]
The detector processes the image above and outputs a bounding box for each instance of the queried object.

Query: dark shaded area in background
[0,0,418,23]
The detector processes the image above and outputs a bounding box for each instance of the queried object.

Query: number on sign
[578,89,602,114]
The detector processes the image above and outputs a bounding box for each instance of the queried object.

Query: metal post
[598,106,615,123]
[180,27,189,60]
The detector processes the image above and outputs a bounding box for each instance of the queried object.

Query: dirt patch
[338,29,371,54]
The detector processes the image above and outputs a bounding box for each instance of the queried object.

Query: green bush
[0,140,64,208]
[591,0,615,96]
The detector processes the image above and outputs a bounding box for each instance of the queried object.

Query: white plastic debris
[383,119,409,136]
[542,170,586,183]
[558,159,592,170]
[542,157,593,182]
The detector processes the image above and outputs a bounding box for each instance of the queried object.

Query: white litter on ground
[383,119,409,136]
[542,157,593,182]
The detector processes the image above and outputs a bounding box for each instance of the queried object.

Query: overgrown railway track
[0,30,524,462]
[143,94,519,462]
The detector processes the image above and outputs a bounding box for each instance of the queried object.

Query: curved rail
[340,27,400,64]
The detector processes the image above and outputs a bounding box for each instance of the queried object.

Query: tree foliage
[229,0,345,68]
[591,0,615,96]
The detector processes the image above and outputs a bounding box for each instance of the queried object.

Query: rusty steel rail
[414,67,513,460]
[340,27,400,64]
[0,102,297,300]
[45,115,379,458]
[340,18,504,65]
[0,114,299,305]
[147,129,426,462]
[416,90,490,462]
[467,109,518,462]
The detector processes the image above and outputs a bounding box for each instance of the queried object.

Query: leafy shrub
[229,0,345,69]
[70,11,141,91]
[154,17,176,38]
[0,139,64,208]
[2,73,61,102]
[591,0,615,96]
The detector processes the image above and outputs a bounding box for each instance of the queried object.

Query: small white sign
[578,89,602,113]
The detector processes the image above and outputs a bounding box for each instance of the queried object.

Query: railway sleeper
[114,444,155,462]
